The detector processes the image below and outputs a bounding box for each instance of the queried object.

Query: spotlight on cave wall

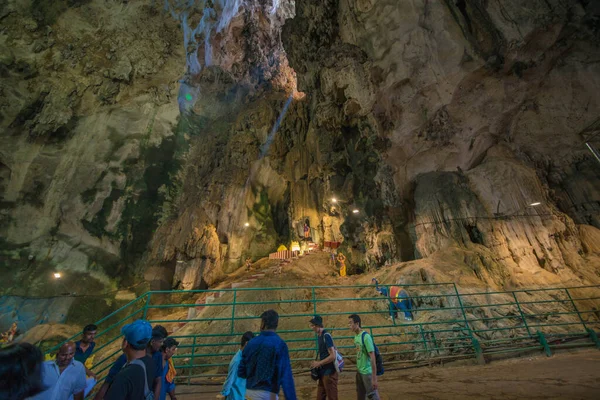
[244,222,250,227]
[352,209,360,214]
[529,202,541,206]
[53,272,61,279]
[331,198,337,203]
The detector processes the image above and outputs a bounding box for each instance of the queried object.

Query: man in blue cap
[94,325,167,400]
[105,319,155,400]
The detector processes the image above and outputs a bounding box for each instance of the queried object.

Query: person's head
[149,325,168,353]
[56,342,76,368]
[348,314,362,333]
[260,309,279,331]
[241,331,254,349]
[121,320,152,354]
[309,315,323,333]
[81,324,98,344]
[0,343,44,400]
[161,337,179,360]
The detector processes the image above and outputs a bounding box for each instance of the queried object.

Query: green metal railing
[47,282,600,386]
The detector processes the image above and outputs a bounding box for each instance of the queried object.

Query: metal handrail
[44,283,600,385]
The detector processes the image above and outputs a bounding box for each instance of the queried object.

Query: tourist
[159,337,179,400]
[348,314,379,400]
[0,342,44,400]
[245,257,252,272]
[304,222,310,240]
[238,309,296,400]
[309,315,338,400]
[148,325,168,399]
[74,324,98,397]
[105,320,155,400]
[372,278,413,321]
[94,324,166,400]
[30,342,87,400]
[219,331,254,399]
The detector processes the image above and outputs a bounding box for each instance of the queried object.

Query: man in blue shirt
[105,320,155,400]
[93,324,167,400]
[74,324,97,397]
[219,331,254,399]
[309,315,338,399]
[30,342,86,400]
[237,309,297,400]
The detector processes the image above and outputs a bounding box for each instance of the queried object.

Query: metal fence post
[537,331,552,357]
[512,292,532,338]
[564,288,587,331]
[418,324,429,357]
[188,336,197,385]
[230,290,237,335]
[312,287,318,353]
[453,284,484,364]
[587,328,600,349]
[142,293,151,320]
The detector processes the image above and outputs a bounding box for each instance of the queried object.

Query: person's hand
[372,376,378,390]
[215,395,225,399]
[88,371,97,379]
[310,361,320,369]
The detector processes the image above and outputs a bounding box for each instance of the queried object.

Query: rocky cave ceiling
[0,0,600,299]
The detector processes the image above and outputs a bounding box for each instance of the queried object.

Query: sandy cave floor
[175,348,600,400]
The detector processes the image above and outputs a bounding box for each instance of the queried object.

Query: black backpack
[361,331,384,376]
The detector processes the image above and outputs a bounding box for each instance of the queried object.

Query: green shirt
[354,331,375,375]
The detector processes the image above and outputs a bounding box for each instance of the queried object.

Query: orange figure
[337,253,347,277]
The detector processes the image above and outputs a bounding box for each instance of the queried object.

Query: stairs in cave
[180,242,321,328]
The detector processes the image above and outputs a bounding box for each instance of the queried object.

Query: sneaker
[405,316,413,321]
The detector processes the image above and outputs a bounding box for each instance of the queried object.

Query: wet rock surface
[0,0,599,308]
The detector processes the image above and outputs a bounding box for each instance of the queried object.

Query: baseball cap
[122,320,152,348]
[309,315,323,327]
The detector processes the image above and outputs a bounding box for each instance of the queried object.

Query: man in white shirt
[29,342,86,400]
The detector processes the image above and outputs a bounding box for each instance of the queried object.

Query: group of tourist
[0,309,383,400]
[0,278,414,400]
[0,321,179,400]
[216,310,380,400]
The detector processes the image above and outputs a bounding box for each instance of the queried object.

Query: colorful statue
[372,278,413,321]
[1,322,18,343]
[337,253,347,277]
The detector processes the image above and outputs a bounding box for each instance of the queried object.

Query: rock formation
[1,0,600,315]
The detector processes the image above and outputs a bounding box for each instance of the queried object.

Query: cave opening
[456,0,473,34]
[272,186,291,245]
[465,223,484,245]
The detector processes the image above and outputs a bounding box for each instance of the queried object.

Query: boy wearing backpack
[105,320,156,400]
[309,315,339,399]
[348,314,380,400]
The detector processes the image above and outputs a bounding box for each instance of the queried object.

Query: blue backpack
[361,331,384,376]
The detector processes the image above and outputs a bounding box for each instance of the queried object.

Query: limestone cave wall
[1,0,600,300]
